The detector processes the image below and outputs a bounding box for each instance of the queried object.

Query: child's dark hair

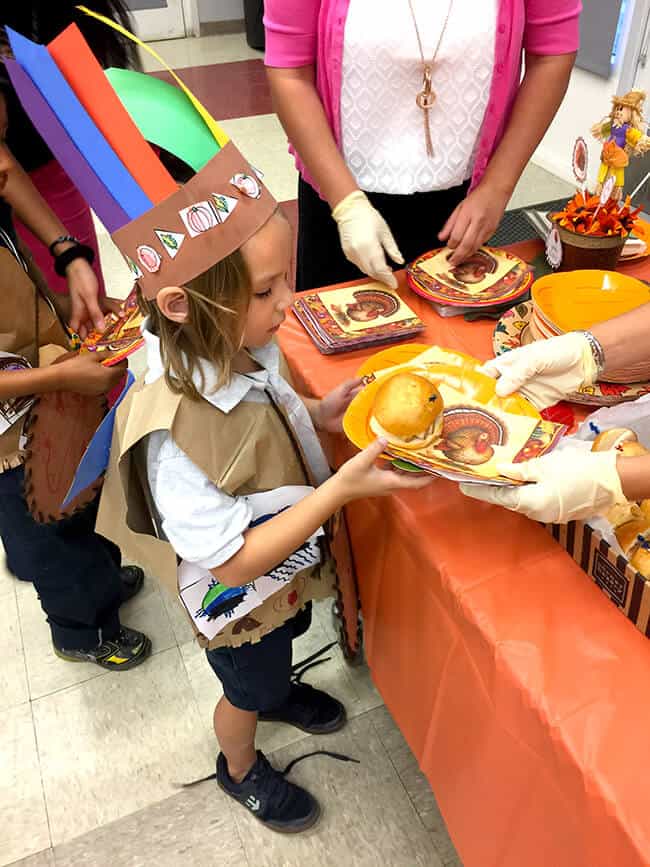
[137,250,252,402]
[1,3,140,71]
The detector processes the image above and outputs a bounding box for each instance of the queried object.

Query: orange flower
[551,191,640,237]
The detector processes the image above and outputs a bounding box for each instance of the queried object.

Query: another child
[0,105,151,670]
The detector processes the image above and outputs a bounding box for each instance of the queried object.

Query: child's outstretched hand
[57,353,127,395]
[315,378,364,433]
[334,438,434,501]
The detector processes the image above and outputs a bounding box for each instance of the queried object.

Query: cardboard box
[547,521,650,638]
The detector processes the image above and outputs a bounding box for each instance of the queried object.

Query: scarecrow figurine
[591,90,650,201]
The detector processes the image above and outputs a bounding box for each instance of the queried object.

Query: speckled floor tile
[32,647,207,846]
[16,571,175,701]
[233,712,443,867]
[0,584,29,712]
[0,703,50,866]
[52,783,246,867]
[7,850,55,867]
[370,706,461,865]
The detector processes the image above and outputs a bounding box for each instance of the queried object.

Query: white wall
[198,0,243,21]
[533,2,635,188]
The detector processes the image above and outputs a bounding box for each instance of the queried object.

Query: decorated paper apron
[97,368,336,650]
[0,238,68,472]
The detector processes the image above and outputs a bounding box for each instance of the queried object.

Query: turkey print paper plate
[343,344,566,485]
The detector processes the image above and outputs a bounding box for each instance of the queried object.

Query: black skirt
[295,175,470,292]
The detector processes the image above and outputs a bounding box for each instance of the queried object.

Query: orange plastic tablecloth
[278,241,650,867]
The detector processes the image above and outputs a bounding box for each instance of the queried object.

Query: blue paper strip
[4,60,129,234]
[61,370,135,510]
[7,28,152,221]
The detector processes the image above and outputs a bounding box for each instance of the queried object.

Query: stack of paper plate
[406,246,533,317]
[493,270,650,406]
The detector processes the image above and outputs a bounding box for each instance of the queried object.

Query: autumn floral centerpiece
[549,190,641,270]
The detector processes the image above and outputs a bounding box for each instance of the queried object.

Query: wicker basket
[554,222,627,272]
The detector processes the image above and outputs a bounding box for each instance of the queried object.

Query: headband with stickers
[4,9,278,299]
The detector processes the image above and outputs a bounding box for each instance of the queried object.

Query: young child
[0,98,151,670]
[7,23,432,832]
[128,207,432,832]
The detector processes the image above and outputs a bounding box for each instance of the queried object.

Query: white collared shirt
[142,324,330,570]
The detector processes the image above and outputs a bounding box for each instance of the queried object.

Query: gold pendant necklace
[408,0,455,158]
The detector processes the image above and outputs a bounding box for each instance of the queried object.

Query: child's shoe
[258,682,346,734]
[53,626,151,670]
[216,750,320,833]
[119,565,145,603]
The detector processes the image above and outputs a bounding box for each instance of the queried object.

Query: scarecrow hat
[3,9,277,299]
[612,89,647,114]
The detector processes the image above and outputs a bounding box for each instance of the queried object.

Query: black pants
[296,175,470,291]
[0,466,123,650]
[205,603,312,712]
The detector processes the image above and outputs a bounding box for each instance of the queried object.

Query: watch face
[545,226,563,270]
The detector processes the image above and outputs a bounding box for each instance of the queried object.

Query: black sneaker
[54,626,152,670]
[119,566,145,604]
[258,682,346,734]
[216,751,320,834]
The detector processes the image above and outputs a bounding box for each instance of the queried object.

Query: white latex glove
[332,190,404,289]
[460,448,625,524]
[480,332,598,410]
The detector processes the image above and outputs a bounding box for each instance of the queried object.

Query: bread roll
[591,428,638,452]
[639,499,650,521]
[615,519,650,557]
[630,544,650,577]
[606,501,642,529]
[370,370,443,451]
[616,441,649,458]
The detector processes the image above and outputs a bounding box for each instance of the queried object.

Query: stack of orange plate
[531,271,650,384]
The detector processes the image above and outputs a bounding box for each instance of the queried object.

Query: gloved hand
[332,190,404,289]
[481,332,598,409]
[459,447,625,524]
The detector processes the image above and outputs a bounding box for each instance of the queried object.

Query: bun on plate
[369,370,443,451]
[591,428,638,452]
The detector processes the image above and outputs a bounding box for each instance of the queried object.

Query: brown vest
[0,246,69,472]
[96,369,335,649]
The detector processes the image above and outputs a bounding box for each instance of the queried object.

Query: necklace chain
[407,0,455,157]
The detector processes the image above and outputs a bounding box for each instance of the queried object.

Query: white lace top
[340,0,497,194]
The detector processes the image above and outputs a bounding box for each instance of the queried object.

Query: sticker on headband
[155,230,185,259]
[179,201,221,237]
[230,173,261,199]
[137,244,162,273]
[545,225,562,270]
[125,255,143,278]
[211,193,239,218]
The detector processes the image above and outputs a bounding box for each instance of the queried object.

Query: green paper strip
[106,68,219,173]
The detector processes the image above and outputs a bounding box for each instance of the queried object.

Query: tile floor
[1,29,574,867]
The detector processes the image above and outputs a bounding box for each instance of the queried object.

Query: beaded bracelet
[53,243,95,278]
[579,330,606,378]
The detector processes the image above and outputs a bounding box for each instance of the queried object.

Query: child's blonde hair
[138,249,251,401]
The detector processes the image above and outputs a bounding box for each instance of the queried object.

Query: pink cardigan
[264,0,582,192]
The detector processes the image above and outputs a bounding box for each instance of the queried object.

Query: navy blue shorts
[205,603,312,712]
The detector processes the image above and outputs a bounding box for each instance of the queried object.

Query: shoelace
[290,641,338,684]
[182,749,359,789]
[181,642,358,789]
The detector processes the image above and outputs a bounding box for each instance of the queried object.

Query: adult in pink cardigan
[265,0,581,291]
